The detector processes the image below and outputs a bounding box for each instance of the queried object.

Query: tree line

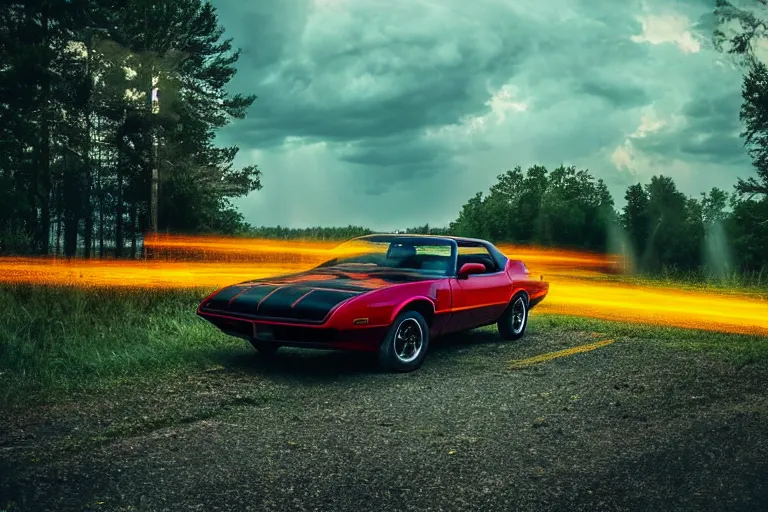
[244,225,374,241]
[447,166,768,277]
[243,165,766,278]
[242,225,452,240]
[0,0,259,257]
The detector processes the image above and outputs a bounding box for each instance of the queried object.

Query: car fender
[389,296,437,324]
[508,287,530,305]
[505,259,535,305]
[197,286,227,312]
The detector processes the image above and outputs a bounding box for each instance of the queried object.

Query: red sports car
[197,234,549,372]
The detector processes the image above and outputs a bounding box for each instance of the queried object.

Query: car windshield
[316,237,455,277]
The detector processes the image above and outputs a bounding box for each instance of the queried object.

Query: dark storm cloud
[212,0,758,229]
[679,93,747,160]
[682,93,740,122]
[634,92,749,164]
[216,0,532,150]
[336,135,444,168]
[680,134,746,159]
[222,1,309,72]
[217,0,654,153]
[332,131,457,196]
[241,81,478,143]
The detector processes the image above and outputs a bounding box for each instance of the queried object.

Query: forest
[1,0,768,281]
[0,0,260,258]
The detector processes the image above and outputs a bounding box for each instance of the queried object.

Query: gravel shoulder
[2,326,768,512]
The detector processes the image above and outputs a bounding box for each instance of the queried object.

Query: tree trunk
[130,201,137,258]
[39,112,51,255]
[83,33,94,258]
[62,153,78,258]
[150,124,158,233]
[150,146,158,233]
[96,117,105,259]
[38,1,51,255]
[55,182,62,257]
[98,148,104,258]
[115,112,125,258]
[115,169,123,258]
[98,197,104,258]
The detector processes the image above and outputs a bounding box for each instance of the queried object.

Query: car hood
[199,265,439,323]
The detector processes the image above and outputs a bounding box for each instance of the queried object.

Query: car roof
[354,233,492,246]
[348,233,509,270]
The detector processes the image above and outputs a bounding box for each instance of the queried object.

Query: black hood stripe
[204,265,442,323]
[205,285,250,310]
[288,289,359,321]
[257,280,372,293]
[291,289,315,308]
[255,286,284,312]
[227,285,279,315]
[238,266,441,290]
[204,283,362,323]
[227,286,252,305]
[257,287,315,317]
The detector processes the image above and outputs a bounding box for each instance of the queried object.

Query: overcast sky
[212,0,753,231]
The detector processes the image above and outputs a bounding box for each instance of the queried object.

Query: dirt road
[2,328,768,511]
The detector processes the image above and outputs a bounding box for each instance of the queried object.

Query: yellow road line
[510,339,616,369]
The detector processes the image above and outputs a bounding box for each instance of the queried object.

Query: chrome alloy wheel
[511,296,527,335]
[393,318,424,363]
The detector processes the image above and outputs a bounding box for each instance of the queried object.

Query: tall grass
[587,267,768,297]
[0,284,244,406]
[2,282,767,408]
[651,266,768,289]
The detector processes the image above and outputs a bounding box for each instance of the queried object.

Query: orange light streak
[537,277,768,336]
[496,244,623,272]
[142,234,340,256]
[1,235,766,337]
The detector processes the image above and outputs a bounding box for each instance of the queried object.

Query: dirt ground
[2,328,768,512]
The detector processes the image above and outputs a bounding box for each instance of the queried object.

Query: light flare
[1,235,766,337]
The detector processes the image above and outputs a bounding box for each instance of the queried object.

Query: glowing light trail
[1,235,766,336]
[537,279,768,336]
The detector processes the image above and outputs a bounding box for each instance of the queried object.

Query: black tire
[497,292,529,341]
[249,339,280,356]
[378,310,430,372]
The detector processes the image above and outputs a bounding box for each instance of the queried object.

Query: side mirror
[458,262,486,279]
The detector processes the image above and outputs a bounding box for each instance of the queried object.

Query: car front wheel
[498,293,529,341]
[378,310,430,372]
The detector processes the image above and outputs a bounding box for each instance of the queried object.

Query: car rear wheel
[378,310,430,372]
[498,293,529,341]
[249,339,280,356]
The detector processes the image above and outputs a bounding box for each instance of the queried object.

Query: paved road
[2,328,768,511]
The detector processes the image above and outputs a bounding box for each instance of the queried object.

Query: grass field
[3,282,768,511]
[2,282,768,409]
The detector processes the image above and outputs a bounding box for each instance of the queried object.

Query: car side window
[456,245,500,274]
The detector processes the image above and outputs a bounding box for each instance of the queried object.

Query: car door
[450,272,510,327]
[446,244,512,331]
[445,276,481,332]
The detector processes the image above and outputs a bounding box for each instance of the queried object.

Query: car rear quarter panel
[506,259,549,304]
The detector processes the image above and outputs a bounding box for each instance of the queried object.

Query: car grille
[254,324,338,343]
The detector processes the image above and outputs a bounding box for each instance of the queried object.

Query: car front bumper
[197,310,387,352]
